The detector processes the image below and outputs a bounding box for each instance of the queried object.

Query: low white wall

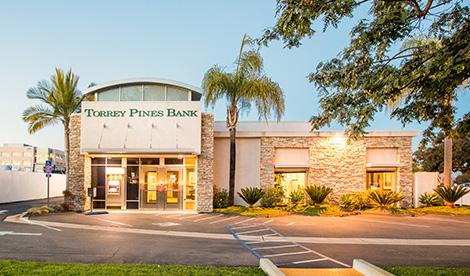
[0,170,66,204]
[414,172,439,207]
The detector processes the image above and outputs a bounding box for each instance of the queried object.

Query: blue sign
[45,160,52,178]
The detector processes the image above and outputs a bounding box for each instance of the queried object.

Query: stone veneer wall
[260,136,413,207]
[68,114,92,212]
[196,113,214,212]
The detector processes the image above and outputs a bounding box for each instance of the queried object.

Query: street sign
[45,160,52,178]
[45,160,52,207]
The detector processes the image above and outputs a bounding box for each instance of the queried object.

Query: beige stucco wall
[259,136,414,207]
[214,137,261,206]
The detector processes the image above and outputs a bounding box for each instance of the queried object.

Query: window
[164,158,183,165]
[97,88,120,101]
[274,172,306,198]
[120,85,142,101]
[11,152,22,157]
[166,86,189,101]
[366,171,396,190]
[23,151,33,157]
[143,85,166,101]
[1,152,11,157]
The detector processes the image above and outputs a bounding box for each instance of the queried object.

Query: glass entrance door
[140,166,183,210]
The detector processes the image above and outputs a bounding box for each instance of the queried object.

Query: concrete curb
[353,259,394,276]
[259,258,285,276]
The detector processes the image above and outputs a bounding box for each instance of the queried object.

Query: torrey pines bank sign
[80,101,201,154]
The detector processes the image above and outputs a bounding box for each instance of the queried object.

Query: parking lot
[1,202,470,268]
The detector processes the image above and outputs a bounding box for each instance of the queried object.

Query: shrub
[341,191,371,211]
[213,187,230,208]
[289,188,304,207]
[304,185,332,206]
[261,185,284,208]
[369,190,404,210]
[237,187,264,207]
[434,184,470,208]
[419,192,444,207]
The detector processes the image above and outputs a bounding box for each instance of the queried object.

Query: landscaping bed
[0,260,265,276]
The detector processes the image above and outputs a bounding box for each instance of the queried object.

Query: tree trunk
[63,121,70,202]
[443,136,452,187]
[228,127,236,205]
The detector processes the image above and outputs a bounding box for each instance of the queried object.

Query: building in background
[0,143,65,173]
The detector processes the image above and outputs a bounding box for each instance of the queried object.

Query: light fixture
[329,133,347,147]
[106,167,125,175]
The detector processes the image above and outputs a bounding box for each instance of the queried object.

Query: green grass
[293,204,354,216]
[386,266,470,276]
[0,260,265,276]
[408,206,470,216]
[214,206,290,217]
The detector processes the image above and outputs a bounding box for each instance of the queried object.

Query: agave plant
[434,184,470,208]
[304,185,332,207]
[419,192,443,207]
[368,190,404,210]
[289,188,304,208]
[237,187,264,208]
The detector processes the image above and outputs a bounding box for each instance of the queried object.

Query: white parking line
[238,228,270,235]
[263,219,274,224]
[194,214,223,222]
[178,214,204,220]
[164,214,186,218]
[292,258,328,264]
[0,210,8,214]
[252,244,299,250]
[263,250,311,258]
[287,222,295,226]
[347,217,430,228]
[209,216,239,224]
[233,217,256,225]
[96,218,133,227]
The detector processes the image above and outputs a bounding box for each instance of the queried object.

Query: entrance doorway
[141,166,183,210]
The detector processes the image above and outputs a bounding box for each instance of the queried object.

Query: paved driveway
[1,208,470,268]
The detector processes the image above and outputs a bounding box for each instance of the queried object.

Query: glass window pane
[106,158,122,165]
[127,158,139,165]
[92,158,106,165]
[141,158,159,165]
[120,85,142,101]
[167,86,189,101]
[127,166,139,200]
[97,88,120,101]
[143,85,166,101]
[164,158,183,165]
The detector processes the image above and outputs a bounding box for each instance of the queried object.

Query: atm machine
[105,167,125,209]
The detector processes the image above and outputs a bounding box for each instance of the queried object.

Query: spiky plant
[289,189,304,208]
[369,190,404,210]
[419,192,444,207]
[304,185,332,207]
[434,184,470,208]
[237,187,265,208]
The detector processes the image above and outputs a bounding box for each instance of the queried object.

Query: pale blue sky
[0,1,468,150]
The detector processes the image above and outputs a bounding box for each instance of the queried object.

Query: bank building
[68,78,417,212]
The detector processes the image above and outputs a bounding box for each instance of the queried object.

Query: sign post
[87,187,96,214]
[45,160,52,207]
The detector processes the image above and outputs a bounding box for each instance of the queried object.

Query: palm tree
[202,34,285,205]
[23,68,87,201]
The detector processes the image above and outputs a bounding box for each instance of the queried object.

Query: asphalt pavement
[1,202,470,268]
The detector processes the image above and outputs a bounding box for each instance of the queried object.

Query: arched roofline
[82,77,203,96]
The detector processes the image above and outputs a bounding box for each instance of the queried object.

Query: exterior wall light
[329,133,347,147]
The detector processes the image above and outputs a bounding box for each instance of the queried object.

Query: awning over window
[274,148,309,168]
[366,148,403,167]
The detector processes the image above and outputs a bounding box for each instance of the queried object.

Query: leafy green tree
[202,35,285,205]
[23,68,87,201]
[261,0,469,186]
[414,114,470,179]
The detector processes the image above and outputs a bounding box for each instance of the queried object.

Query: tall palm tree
[202,34,285,205]
[23,68,86,198]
